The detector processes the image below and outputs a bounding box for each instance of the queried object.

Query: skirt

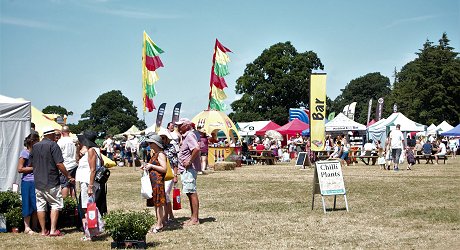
[146,170,166,207]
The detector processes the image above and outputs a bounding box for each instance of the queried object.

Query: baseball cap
[175,118,191,126]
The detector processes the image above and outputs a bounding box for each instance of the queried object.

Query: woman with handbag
[141,134,167,233]
[76,131,104,241]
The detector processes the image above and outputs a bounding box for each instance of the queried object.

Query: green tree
[78,90,146,136]
[229,42,324,125]
[332,72,391,124]
[42,105,74,116]
[390,33,460,125]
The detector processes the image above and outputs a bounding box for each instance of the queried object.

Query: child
[406,146,416,170]
[377,147,386,170]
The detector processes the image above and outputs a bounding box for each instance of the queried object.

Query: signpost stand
[311,160,349,214]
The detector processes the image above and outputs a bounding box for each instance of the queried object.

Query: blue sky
[1,0,459,126]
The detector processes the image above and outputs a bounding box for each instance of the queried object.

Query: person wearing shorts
[176,118,201,226]
[29,127,74,237]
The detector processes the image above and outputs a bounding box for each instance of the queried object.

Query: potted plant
[0,191,22,233]
[104,210,155,248]
[58,197,78,228]
[5,207,22,233]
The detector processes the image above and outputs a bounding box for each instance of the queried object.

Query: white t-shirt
[57,136,77,171]
[363,142,376,151]
[389,129,404,149]
[103,138,114,153]
[438,143,446,154]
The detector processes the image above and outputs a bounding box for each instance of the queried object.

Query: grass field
[1,158,459,249]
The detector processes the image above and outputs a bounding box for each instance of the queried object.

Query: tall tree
[78,90,146,136]
[42,105,73,116]
[229,42,324,125]
[332,72,391,124]
[391,33,460,125]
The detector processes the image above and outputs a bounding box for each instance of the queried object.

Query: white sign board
[315,160,346,195]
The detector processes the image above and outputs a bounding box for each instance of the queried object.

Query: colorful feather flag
[208,39,232,111]
[142,31,164,112]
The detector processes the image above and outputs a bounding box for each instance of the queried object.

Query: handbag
[141,170,153,199]
[94,149,110,184]
[164,159,174,181]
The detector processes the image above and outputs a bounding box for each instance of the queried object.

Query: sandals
[150,227,163,233]
[49,230,64,237]
[41,230,49,236]
[81,236,93,241]
[24,229,36,235]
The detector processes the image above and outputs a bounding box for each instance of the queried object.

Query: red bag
[172,187,181,210]
[86,201,98,229]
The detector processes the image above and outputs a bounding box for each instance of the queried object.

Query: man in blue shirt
[422,141,433,164]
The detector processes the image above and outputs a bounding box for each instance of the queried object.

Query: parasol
[265,130,283,141]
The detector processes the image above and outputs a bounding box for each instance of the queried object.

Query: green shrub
[0,191,21,214]
[62,197,77,215]
[5,207,22,229]
[104,210,155,242]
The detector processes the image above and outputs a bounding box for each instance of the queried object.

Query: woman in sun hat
[142,134,167,233]
[158,128,179,224]
[76,131,104,241]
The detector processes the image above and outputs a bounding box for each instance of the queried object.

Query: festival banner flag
[375,97,384,121]
[347,102,357,120]
[171,102,182,123]
[208,39,232,111]
[310,73,327,151]
[342,104,349,116]
[327,112,336,121]
[367,99,373,125]
[142,31,164,112]
[155,103,166,133]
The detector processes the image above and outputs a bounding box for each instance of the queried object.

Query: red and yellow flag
[142,31,164,112]
[208,39,232,111]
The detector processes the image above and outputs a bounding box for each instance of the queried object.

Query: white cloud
[0,16,59,30]
[383,15,435,30]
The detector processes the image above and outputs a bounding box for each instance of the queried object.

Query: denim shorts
[181,168,197,194]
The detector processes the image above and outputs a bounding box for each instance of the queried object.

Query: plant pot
[11,227,20,233]
[111,239,147,249]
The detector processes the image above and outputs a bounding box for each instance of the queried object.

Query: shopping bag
[86,199,98,229]
[173,187,181,210]
[83,199,104,238]
[399,150,405,164]
[141,170,153,199]
[164,159,174,181]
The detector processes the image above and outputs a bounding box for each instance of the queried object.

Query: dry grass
[1,158,459,249]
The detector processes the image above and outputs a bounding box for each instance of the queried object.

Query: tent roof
[255,121,281,135]
[238,121,270,136]
[275,118,309,135]
[191,110,240,140]
[325,113,366,131]
[31,106,62,136]
[440,124,460,136]
[0,95,31,119]
[368,112,425,132]
[436,121,454,133]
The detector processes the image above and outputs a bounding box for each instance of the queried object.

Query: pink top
[178,130,201,172]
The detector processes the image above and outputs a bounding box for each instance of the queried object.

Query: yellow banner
[310,74,327,151]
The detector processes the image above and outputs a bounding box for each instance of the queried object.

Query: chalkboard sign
[295,152,309,167]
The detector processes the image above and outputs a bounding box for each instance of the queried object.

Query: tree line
[229,33,460,126]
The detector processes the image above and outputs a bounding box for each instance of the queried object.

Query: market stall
[192,110,241,167]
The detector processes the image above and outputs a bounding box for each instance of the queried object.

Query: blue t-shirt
[422,143,432,155]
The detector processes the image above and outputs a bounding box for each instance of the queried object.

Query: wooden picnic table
[249,150,276,165]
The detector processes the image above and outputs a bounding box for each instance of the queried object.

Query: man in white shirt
[434,139,446,164]
[103,135,114,160]
[57,126,78,198]
[388,124,405,171]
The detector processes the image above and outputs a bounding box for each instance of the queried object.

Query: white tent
[367,112,425,146]
[0,95,31,191]
[436,121,454,134]
[238,121,270,137]
[426,123,438,135]
[325,113,366,132]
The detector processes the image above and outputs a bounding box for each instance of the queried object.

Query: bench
[251,155,276,165]
[415,154,448,164]
[355,156,378,165]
